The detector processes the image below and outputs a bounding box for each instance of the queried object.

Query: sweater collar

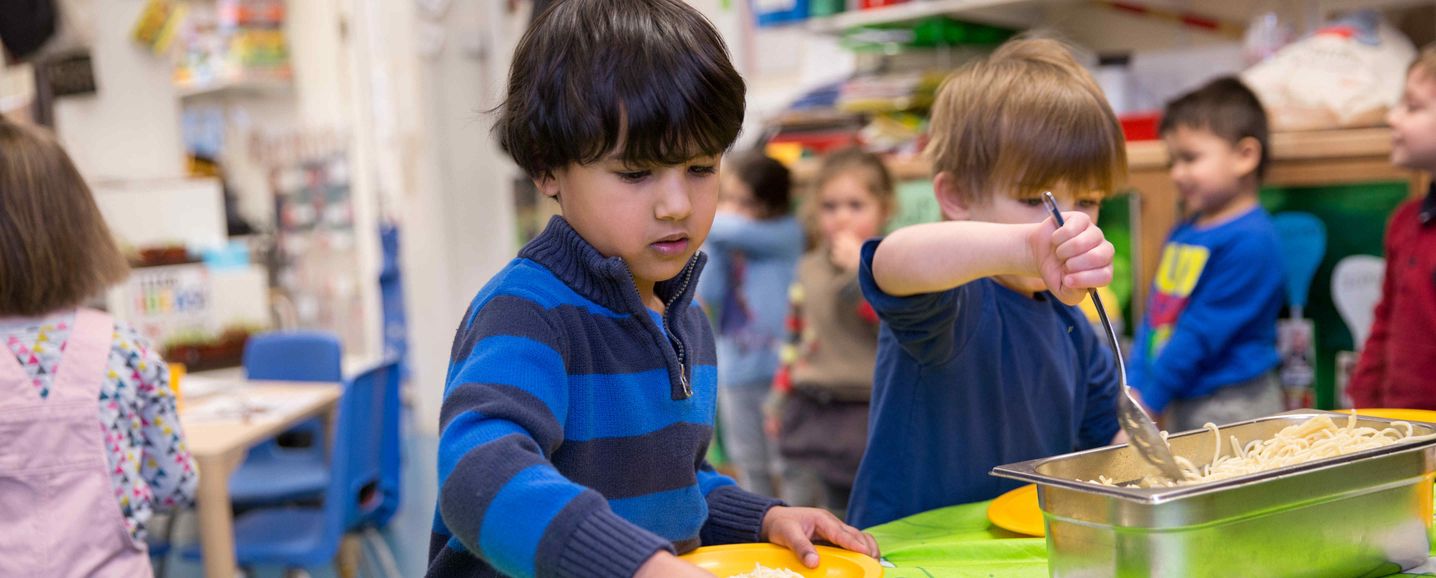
[517,216,706,315]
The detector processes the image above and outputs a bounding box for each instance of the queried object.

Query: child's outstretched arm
[871,212,1113,304]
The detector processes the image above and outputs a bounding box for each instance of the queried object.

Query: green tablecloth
[866,500,1436,577]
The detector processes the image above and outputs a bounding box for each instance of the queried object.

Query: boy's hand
[761,506,881,568]
[1030,211,1114,306]
[634,551,716,577]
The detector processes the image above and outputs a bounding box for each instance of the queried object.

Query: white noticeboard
[92,177,226,252]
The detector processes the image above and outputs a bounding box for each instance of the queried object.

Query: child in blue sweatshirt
[1130,77,1285,432]
[428,2,877,577]
[848,38,1124,530]
[697,152,803,499]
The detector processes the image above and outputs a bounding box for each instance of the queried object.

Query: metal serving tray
[991,411,1436,578]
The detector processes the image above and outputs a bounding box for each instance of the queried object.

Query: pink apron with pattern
[0,309,153,577]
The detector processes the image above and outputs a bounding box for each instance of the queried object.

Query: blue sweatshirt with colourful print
[427,217,782,578]
[1129,207,1284,414]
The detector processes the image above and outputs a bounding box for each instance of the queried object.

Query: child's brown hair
[0,119,129,316]
[815,147,896,211]
[1411,43,1436,78]
[926,37,1127,207]
[804,148,896,244]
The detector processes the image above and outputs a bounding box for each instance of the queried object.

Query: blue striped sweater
[427,216,782,578]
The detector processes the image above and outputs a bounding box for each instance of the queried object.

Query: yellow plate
[1353,408,1436,423]
[987,484,1044,537]
[679,543,883,577]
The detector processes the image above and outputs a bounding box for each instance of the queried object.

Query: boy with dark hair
[428,2,876,577]
[1129,76,1285,431]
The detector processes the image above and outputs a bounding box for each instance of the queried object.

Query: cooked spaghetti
[729,563,804,578]
[1090,412,1416,488]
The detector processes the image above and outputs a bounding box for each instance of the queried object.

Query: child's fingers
[820,519,874,556]
[1063,265,1113,290]
[1052,220,1105,261]
[1062,240,1115,273]
[861,531,881,559]
[779,528,820,568]
[1049,211,1093,245]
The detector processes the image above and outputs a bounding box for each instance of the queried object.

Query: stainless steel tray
[991,411,1436,578]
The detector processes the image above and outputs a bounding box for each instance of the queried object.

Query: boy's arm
[706,213,803,260]
[870,213,1111,304]
[1136,237,1283,414]
[696,463,784,545]
[1347,223,1400,407]
[696,246,728,316]
[438,299,671,578]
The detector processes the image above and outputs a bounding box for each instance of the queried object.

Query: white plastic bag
[1241,11,1415,131]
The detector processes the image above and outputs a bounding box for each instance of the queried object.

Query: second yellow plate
[1353,408,1436,424]
[679,543,883,577]
[987,484,1044,537]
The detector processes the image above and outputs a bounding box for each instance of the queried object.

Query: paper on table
[180,389,330,424]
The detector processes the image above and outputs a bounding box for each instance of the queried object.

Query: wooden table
[179,381,343,578]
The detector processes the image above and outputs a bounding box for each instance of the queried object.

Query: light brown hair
[0,119,129,316]
[1411,43,1436,79]
[801,148,896,249]
[926,37,1127,205]
[815,147,896,210]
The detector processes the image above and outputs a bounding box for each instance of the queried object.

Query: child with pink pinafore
[0,118,198,577]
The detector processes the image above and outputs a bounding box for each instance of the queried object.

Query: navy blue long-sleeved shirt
[427,217,781,578]
[1129,207,1283,414]
[848,238,1120,529]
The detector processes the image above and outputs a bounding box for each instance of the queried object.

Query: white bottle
[1095,53,1132,116]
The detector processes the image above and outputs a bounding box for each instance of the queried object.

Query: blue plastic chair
[185,360,400,573]
[351,359,404,576]
[228,331,342,505]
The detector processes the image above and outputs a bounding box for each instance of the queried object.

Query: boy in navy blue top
[848,38,1126,529]
[1130,77,1284,432]
[428,2,877,577]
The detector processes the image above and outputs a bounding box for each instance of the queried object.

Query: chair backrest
[243,330,343,382]
[369,357,403,528]
[1272,212,1327,313]
[320,359,402,546]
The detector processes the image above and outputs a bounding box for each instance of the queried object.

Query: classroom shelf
[804,0,1044,33]
[174,74,292,99]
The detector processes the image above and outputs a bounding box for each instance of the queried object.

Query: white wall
[53,0,185,181]
[394,0,519,435]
